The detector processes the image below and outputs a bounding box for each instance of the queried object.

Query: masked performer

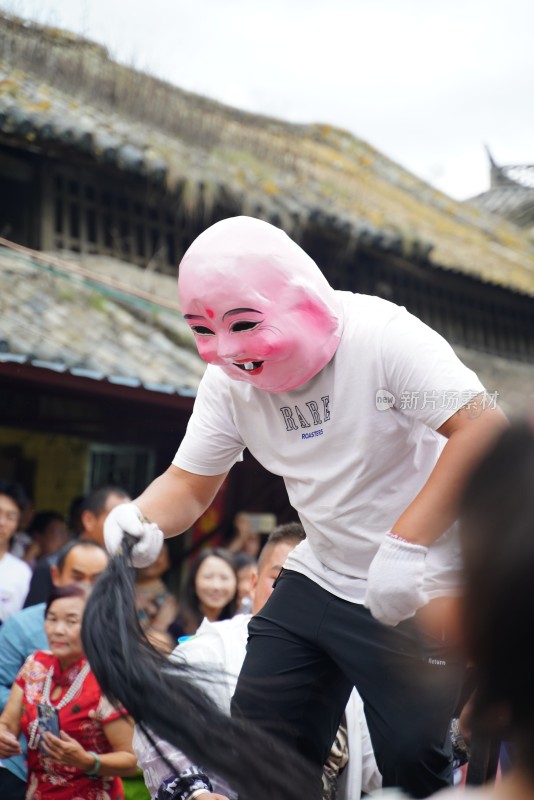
[104,216,507,799]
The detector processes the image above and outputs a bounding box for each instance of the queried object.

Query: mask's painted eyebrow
[184,314,207,321]
[222,308,262,321]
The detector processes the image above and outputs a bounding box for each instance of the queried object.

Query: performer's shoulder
[338,290,404,319]
[337,292,406,343]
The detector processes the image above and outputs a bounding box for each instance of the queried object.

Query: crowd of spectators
[2,423,532,800]
[0,478,288,798]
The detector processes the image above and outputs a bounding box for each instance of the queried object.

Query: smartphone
[37,704,60,750]
[242,512,277,534]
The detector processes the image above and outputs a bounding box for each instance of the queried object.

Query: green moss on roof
[1,12,534,296]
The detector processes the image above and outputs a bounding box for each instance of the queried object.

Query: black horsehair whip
[82,535,316,800]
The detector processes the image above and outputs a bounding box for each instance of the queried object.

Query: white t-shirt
[174,293,485,602]
[0,552,31,624]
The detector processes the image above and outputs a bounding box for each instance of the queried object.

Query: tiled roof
[469,185,534,220]
[468,168,534,229]
[2,15,534,298]
[0,241,206,396]
[2,240,532,415]
[467,155,534,230]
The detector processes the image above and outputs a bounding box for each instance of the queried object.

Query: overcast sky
[3,0,533,200]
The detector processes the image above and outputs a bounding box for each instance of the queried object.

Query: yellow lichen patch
[0,78,19,91]
[0,78,20,97]
[26,99,52,112]
[262,180,279,195]
[366,209,386,227]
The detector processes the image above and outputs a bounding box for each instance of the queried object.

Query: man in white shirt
[105,217,508,798]
[0,480,31,626]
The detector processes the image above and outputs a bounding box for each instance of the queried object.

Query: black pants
[0,768,26,800]
[231,570,463,799]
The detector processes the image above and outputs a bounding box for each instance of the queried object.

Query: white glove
[104,503,164,568]
[364,533,429,626]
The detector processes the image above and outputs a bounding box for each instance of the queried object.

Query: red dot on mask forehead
[206,308,214,319]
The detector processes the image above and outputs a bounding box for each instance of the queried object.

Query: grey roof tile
[0,244,205,395]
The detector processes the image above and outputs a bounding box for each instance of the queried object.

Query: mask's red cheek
[194,339,211,357]
[258,339,288,358]
[196,340,221,364]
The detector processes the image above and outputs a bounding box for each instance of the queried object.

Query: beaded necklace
[28,660,91,749]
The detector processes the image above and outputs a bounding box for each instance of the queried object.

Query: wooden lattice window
[49,165,187,270]
[87,443,155,498]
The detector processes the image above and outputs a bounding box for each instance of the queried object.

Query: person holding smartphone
[0,584,137,798]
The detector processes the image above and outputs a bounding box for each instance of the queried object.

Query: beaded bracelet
[387,531,413,544]
[450,717,470,757]
[85,751,101,777]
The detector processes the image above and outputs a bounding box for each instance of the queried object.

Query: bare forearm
[134,465,228,538]
[88,751,137,778]
[0,685,23,737]
[58,744,136,777]
[0,718,22,758]
[393,404,509,546]
[0,718,19,737]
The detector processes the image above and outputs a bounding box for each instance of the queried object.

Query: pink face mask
[178,217,343,394]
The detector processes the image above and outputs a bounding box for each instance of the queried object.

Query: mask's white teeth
[243,362,255,370]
